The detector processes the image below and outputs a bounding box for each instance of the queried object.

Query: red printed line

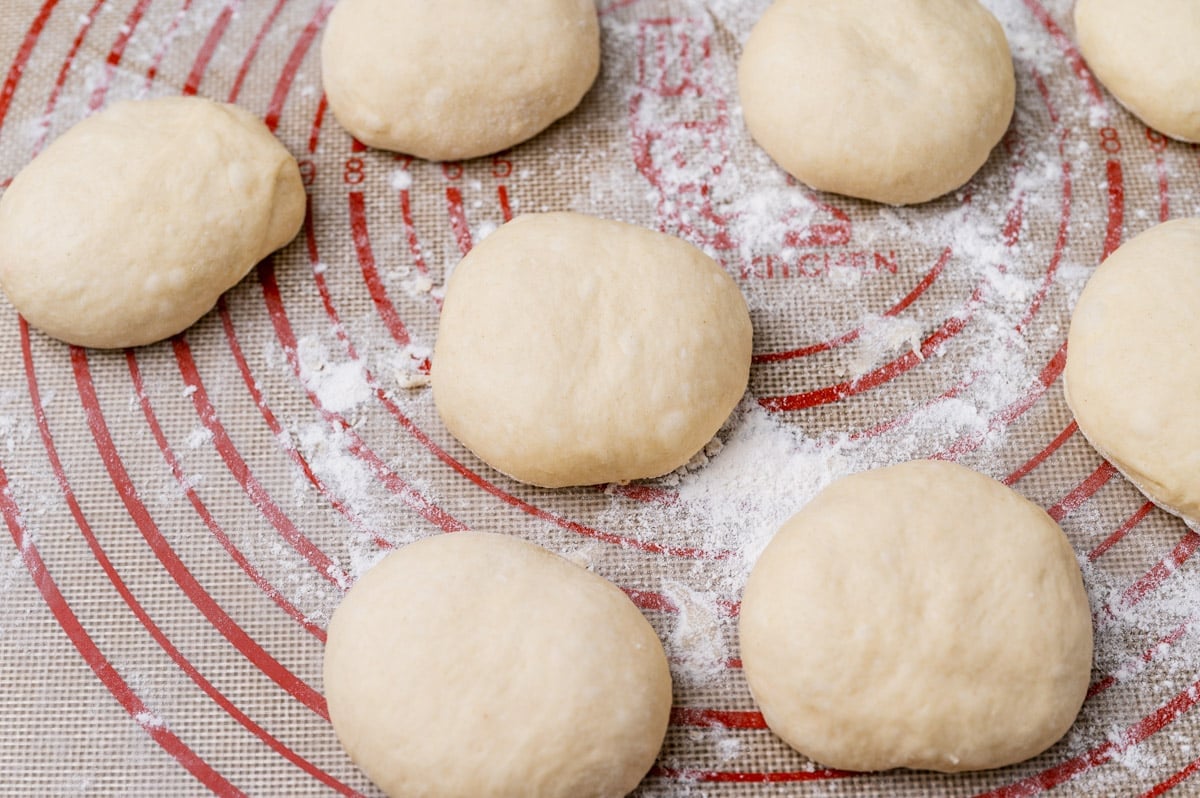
[1089,501,1155,560]
[31,0,105,155]
[19,334,351,792]
[445,185,474,255]
[1119,530,1200,610]
[88,0,153,110]
[1046,461,1117,522]
[1103,159,1125,260]
[760,288,984,412]
[227,0,288,103]
[307,92,327,154]
[1004,421,1077,486]
[0,0,59,133]
[497,184,514,222]
[399,186,432,276]
[350,191,412,346]
[126,350,328,640]
[182,1,239,96]
[172,335,347,588]
[264,0,334,132]
[0,467,243,796]
[1022,0,1105,107]
[753,247,951,364]
[1141,754,1200,798]
[142,0,195,90]
[217,295,392,549]
[670,707,767,730]
[651,765,854,784]
[1086,619,1192,701]
[67,344,329,720]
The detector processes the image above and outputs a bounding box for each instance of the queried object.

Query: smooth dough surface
[321,0,600,160]
[432,212,752,488]
[738,0,1015,205]
[1075,0,1200,142]
[739,460,1093,773]
[1065,218,1200,524]
[323,531,673,798]
[0,96,304,349]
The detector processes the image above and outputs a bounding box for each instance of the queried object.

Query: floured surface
[1,0,1199,795]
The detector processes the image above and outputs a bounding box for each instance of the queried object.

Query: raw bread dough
[1075,0,1200,142]
[739,460,1093,773]
[1065,218,1200,524]
[432,212,752,488]
[737,0,1015,205]
[321,0,600,160]
[323,531,673,798]
[0,96,305,349]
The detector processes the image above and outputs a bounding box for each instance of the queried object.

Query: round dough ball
[1075,0,1200,142]
[739,460,1093,773]
[321,0,600,160]
[323,531,673,798]
[738,0,1015,205]
[0,97,305,349]
[1065,218,1200,524]
[432,212,752,488]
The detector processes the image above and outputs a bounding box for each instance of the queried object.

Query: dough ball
[1075,0,1200,142]
[739,460,1093,772]
[432,212,752,488]
[1065,218,1200,524]
[323,531,673,798]
[737,0,1015,205]
[0,96,305,349]
[321,0,600,160]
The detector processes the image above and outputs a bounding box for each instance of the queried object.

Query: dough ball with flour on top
[0,96,305,349]
[739,460,1093,773]
[321,0,600,160]
[1065,218,1200,526]
[738,0,1015,205]
[1075,0,1200,142]
[432,212,753,488]
[323,531,673,798]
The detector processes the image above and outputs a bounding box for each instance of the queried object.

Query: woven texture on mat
[0,0,1197,795]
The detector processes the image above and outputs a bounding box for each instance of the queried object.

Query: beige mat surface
[0,0,1198,795]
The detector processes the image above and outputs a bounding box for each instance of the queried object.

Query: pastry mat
[1,0,1198,795]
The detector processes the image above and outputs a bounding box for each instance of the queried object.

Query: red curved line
[1021,0,1105,107]
[1102,159,1125,260]
[66,343,329,719]
[650,765,854,784]
[126,350,329,640]
[142,0,195,90]
[1089,501,1156,561]
[182,1,239,97]
[1120,530,1200,610]
[0,468,243,796]
[752,247,952,364]
[350,191,411,346]
[259,253,718,559]
[1141,753,1200,798]
[1046,461,1117,522]
[1004,421,1077,486]
[497,184,514,222]
[87,0,153,111]
[30,0,105,155]
[399,186,432,276]
[0,0,60,133]
[19,338,353,792]
[226,0,289,104]
[670,707,767,730]
[446,185,474,255]
[216,295,393,549]
[307,92,327,154]
[172,337,348,588]
[1086,619,1191,701]
[760,287,984,412]
[264,0,334,132]
[977,673,1200,797]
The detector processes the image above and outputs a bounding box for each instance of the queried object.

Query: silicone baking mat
[1,0,1198,795]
